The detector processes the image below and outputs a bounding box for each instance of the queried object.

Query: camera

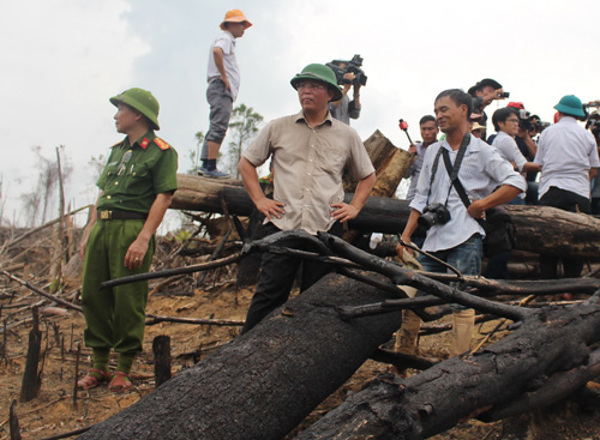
[418,203,451,229]
[326,54,368,87]
[498,91,510,99]
[516,109,533,131]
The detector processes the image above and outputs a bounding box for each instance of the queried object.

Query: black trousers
[538,186,591,279]
[241,222,343,334]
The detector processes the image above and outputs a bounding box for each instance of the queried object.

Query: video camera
[326,54,368,87]
[516,108,533,131]
[516,110,550,134]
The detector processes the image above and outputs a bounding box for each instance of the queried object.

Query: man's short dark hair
[435,89,473,117]
[419,115,437,126]
[492,107,518,132]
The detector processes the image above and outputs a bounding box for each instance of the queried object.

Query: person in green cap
[534,94,600,279]
[77,87,178,392]
[238,63,376,333]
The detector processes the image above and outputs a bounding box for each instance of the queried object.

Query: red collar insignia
[140,138,150,149]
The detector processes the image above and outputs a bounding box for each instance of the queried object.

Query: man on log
[238,63,376,333]
[396,88,525,356]
[534,94,600,279]
[77,88,178,392]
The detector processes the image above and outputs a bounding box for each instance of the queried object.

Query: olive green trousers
[81,219,154,357]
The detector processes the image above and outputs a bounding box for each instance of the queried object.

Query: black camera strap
[427,133,471,208]
[440,135,486,228]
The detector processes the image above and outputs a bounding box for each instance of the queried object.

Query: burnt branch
[318,233,532,322]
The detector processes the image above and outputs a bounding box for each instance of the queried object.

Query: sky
[2,0,600,228]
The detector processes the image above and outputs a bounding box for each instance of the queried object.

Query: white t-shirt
[206,31,240,100]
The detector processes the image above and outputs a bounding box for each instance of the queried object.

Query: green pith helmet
[110,88,160,130]
[554,94,586,118]
[290,63,343,102]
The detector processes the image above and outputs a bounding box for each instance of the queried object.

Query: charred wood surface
[294,295,600,440]
[170,176,600,257]
[78,274,404,440]
[505,204,600,258]
[19,307,41,402]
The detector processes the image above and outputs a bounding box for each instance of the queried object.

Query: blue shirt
[410,136,526,252]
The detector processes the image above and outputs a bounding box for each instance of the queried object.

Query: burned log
[170,175,600,257]
[171,173,413,234]
[294,294,600,440]
[78,231,600,439]
[505,204,600,257]
[78,274,405,440]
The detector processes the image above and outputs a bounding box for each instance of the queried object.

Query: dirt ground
[1,235,600,439]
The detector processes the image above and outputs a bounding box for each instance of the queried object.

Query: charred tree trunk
[78,274,404,440]
[343,129,413,194]
[19,307,41,402]
[172,178,600,258]
[153,335,172,388]
[505,204,600,257]
[344,130,414,244]
[294,296,600,440]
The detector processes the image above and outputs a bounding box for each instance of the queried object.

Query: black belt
[97,210,147,220]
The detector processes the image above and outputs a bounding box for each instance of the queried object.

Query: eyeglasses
[506,118,520,123]
[296,81,326,91]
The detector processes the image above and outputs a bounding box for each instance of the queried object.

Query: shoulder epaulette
[110,140,123,148]
[153,137,172,151]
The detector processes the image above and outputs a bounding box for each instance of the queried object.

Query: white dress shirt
[411,136,526,252]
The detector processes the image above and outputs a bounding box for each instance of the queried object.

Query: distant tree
[21,146,73,226]
[87,154,106,182]
[187,131,205,174]
[226,104,263,179]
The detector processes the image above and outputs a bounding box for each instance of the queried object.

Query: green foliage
[173,228,193,242]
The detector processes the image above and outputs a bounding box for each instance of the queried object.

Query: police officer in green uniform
[77,88,178,392]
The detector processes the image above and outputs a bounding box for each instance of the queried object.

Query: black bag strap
[440,134,486,229]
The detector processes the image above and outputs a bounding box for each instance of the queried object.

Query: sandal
[78,368,110,390]
[109,371,134,393]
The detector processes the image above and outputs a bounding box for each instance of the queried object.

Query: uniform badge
[154,138,172,150]
[140,138,150,149]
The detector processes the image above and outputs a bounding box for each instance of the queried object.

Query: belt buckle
[100,211,111,220]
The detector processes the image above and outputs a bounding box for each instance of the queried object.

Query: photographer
[327,62,361,125]
[396,89,525,357]
[491,107,541,204]
[467,78,506,131]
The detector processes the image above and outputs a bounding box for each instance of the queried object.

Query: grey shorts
[204,79,233,145]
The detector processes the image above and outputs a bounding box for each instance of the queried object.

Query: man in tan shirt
[238,63,376,333]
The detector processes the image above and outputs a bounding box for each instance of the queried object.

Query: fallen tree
[295,294,600,440]
[78,231,600,439]
[170,175,600,258]
[78,274,406,440]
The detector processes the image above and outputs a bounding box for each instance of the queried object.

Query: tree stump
[19,307,41,402]
[153,335,172,388]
